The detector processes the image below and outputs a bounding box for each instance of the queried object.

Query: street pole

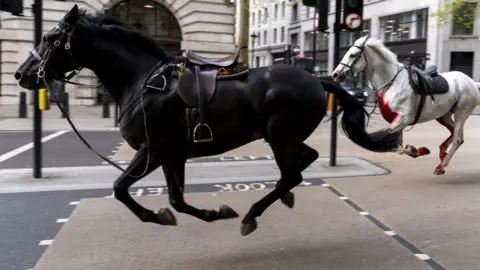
[32,0,42,178]
[330,0,342,166]
[312,8,317,64]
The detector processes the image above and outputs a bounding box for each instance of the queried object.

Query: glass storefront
[109,0,182,55]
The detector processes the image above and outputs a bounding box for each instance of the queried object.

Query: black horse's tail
[319,80,400,152]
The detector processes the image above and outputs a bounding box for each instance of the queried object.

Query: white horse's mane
[362,37,401,66]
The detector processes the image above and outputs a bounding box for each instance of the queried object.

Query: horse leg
[241,143,303,236]
[162,160,239,222]
[436,113,455,160]
[388,114,430,158]
[277,143,318,209]
[113,146,176,225]
[434,109,471,175]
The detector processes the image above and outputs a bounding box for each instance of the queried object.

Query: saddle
[178,47,249,143]
[407,65,449,96]
[406,65,450,126]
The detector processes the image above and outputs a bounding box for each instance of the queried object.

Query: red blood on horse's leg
[436,118,454,160]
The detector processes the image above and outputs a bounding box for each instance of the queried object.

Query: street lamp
[250,33,258,67]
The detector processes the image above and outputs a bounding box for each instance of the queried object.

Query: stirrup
[193,123,213,143]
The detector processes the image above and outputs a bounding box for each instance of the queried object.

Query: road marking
[0,130,68,163]
[38,239,53,246]
[321,181,446,270]
[415,254,431,260]
[69,201,79,206]
[359,211,369,216]
[56,218,69,223]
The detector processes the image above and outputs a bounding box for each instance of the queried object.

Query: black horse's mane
[75,9,175,62]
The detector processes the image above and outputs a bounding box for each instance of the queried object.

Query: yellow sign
[38,88,48,110]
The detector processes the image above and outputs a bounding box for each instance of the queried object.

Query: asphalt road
[0,131,123,169]
[0,178,324,270]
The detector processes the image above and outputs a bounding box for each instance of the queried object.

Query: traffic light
[0,0,23,15]
[343,0,363,32]
[302,0,329,32]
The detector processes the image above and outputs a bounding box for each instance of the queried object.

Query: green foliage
[430,0,479,29]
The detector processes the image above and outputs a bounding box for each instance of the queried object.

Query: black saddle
[407,65,449,96]
[405,65,450,126]
[177,64,249,143]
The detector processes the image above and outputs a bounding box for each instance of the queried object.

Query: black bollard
[114,105,119,127]
[18,91,27,118]
[102,94,110,118]
[61,92,69,118]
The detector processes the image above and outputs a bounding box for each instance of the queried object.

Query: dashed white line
[415,254,431,260]
[69,201,79,206]
[56,218,69,223]
[384,230,396,236]
[321,183,330,187]
[338,196,348,200]
[359,211,369,216]
[38,239,53,246]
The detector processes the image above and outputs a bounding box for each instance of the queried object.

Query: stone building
[0,0,236,105]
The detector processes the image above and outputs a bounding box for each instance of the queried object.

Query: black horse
[14,5,400,236]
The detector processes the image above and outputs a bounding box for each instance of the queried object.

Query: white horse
[331,34,480,175]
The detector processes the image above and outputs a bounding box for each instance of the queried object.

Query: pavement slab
[33,187,429,270]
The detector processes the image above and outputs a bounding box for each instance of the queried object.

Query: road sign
[344,12,362,30]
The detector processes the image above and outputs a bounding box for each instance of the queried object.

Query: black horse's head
[15,4,173,92]
[15,5,84,90]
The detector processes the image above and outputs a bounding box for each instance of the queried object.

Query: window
[380,9,428,42]
[452,2,477,35]
[291,4,298,22]
[304,31,329,51]
[339,19,371,47]
[263,30,267,45]
[290,33,299,47]
[281,27,285,42]
[450,51,474,77]
[274,4,278,20]
[281,2,285,18]
[273,28,277,44]
[256,56,260,67]
[306,7,310,18]
[316,61,328,75]
[252,12,255,26]
[264,7,268,23]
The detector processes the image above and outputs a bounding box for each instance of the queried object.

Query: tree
[237,0,250,64]
[430,0,479,29]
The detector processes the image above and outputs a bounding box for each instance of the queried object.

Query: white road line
[359,211,369,216]
[338,196,348,200]
[56,218,69,223]
[38,239,53,246]
[415,254,431,260]
[0,130,68,163]
[69,201,79,206]
[384,230,396,236]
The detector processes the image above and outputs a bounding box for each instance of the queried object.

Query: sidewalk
[0,104,119,131]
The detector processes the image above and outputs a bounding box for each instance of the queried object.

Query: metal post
[32,0,42,178]
[312,7,317,64]
[114,105,119,127]
[330,0,342,166]
[61,92,69,118]
[102,93,110,118]
[19,91,27,118]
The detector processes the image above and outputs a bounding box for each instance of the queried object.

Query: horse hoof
[156,208,177,226]
[433,166,446,176]
[240,220,258,236]
[219,205,239,219]
[281,192,295,208]
[420,147,430,155]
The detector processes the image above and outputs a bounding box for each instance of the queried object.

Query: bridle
[338,36,404,116]
[31,21,158,179]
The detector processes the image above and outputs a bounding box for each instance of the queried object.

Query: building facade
[248,0,290,67]
[0,0,236,105]
[248,0,480,83]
